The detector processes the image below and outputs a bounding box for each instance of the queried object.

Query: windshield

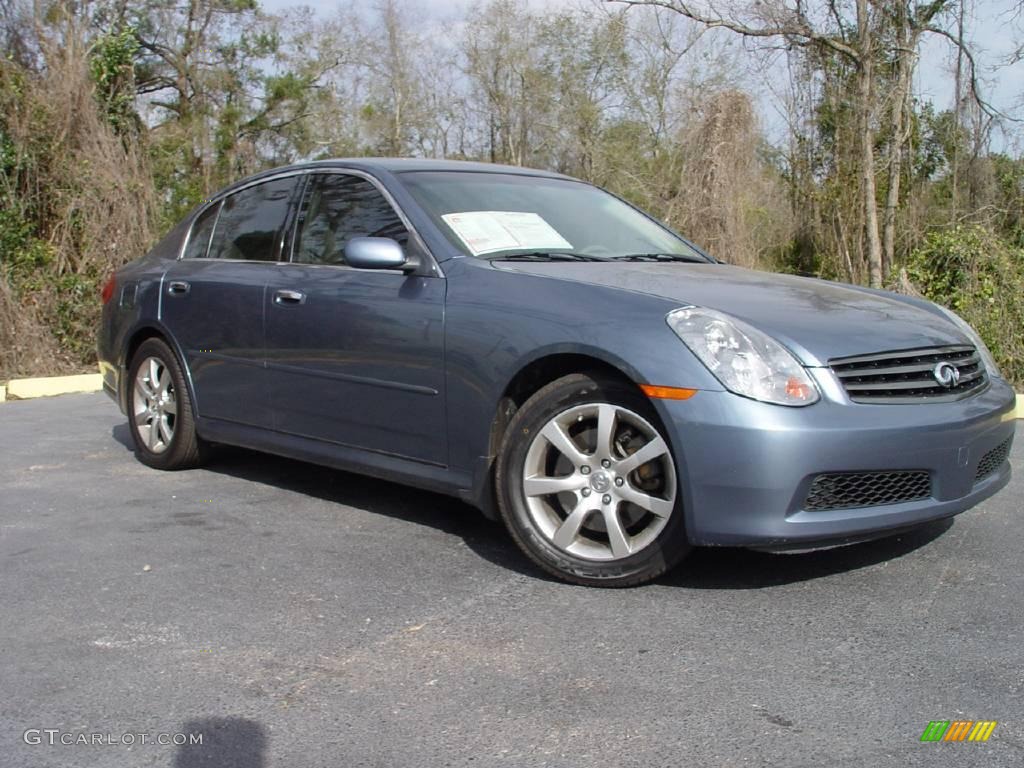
[398,171,709,262]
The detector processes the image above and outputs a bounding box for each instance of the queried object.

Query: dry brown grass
[674,90,793,268]
[13,29,156,266]
[1,7,157,379]
[0,275,70,381]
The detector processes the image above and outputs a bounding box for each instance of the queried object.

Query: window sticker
[441,211,573,255]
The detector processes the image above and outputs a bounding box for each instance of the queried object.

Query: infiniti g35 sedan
[97,159,1016,586]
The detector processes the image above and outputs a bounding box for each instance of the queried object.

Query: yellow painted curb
[0,384,6,402]
[1018,393,1023,419]
[5,373,103,400]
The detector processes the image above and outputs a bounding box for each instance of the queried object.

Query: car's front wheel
[495,373,690,587]
[127,338,205,470]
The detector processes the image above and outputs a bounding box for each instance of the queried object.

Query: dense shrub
[0,20,156,380]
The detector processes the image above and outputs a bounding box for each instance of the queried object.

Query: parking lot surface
[1,393,1021,767]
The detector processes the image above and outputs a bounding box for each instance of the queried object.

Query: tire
[127,337,206,471]
[495,373,691,587]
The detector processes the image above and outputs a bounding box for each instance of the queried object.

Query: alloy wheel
[132,356,178,454]
[522,403,677,561]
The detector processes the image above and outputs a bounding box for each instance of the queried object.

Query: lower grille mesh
[804,470,931,511]
[975,438,1012,482]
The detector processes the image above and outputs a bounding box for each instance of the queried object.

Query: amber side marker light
[785,376,814,401]
[640,384,698,400]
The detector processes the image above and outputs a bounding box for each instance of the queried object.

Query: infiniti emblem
[589,471,612,493]
[933,361,961,388]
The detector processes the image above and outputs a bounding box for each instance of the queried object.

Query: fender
[462,342,672,516]
[118,318,200,429]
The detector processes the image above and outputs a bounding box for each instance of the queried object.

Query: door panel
[160,259,273,426]
[159,174,299,428]
[265,266,447,465]
[265,172,447,465]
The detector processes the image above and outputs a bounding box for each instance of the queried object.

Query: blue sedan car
[97,159,1016,586]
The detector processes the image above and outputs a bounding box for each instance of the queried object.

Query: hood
[494,262,967,366]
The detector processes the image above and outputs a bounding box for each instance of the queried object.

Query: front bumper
[658,375,1016,548]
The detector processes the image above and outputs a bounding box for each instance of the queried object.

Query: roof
[313,157,573,179]
[208,158,577,203]
[241,157,573,182]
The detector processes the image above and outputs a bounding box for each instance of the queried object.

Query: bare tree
[462,0,555,166]
[609,1,985,287]
[609,1,886,285]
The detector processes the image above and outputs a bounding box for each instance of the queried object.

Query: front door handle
[167,281,190,295]
[273,289,306,306]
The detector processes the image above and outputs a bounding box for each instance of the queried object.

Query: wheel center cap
[589,471,611,493]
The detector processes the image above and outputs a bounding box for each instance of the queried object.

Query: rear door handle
[273,289,306,306]
[167,281,190,295]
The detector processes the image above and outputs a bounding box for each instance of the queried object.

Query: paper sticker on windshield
[441,211,573,255]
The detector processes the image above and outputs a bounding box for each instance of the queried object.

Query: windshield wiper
[617,253,710,263]
[487,251,614,262]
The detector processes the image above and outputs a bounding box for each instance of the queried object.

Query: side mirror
[344,237,418,273]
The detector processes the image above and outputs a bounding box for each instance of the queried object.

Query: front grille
[804,470,931,511]
[830,345,987,404]
[975,438,1012,483]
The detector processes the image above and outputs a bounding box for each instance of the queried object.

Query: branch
[826,0,849,46]
[609,0,862,61]
[922,24,1016,121]
[136,37,179,67]
[913,1,949,28]
[135,78,177,95]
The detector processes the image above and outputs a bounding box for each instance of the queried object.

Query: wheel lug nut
[580,466,591,475]
[601,459,611,468]
[615,477,624,487]
[582,488,591,497]
[602,494,612,505]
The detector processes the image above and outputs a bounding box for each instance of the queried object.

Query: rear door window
[208,176,297,262]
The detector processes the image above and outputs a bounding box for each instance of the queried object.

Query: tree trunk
[882,9,914,280]
[857,0,884,288]
[881,100,904,281]
[951,0,966,217]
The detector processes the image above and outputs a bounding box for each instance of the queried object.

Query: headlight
[935,305,1002,378]
[666,307,819,406]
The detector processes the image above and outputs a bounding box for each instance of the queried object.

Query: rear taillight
[101,275,116,305]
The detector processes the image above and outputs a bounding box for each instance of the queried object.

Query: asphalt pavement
[1,393,1021,767]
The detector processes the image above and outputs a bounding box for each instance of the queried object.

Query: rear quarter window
[181,202,221,260]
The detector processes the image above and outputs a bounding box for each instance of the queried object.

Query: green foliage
[89,27,141,134]
[52,271,103,361]
[910,102,948,182]
[149,134,205,228]
[990,154,1024,247]
[0,206,56,286]
[0,120,55,290]
[905,227,981,309]
[0,125,17,172]
[768,234,828,278]
[905,226,1024,386]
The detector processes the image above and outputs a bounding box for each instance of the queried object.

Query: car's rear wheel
[128,338,205,470]
[495,373,690,587]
